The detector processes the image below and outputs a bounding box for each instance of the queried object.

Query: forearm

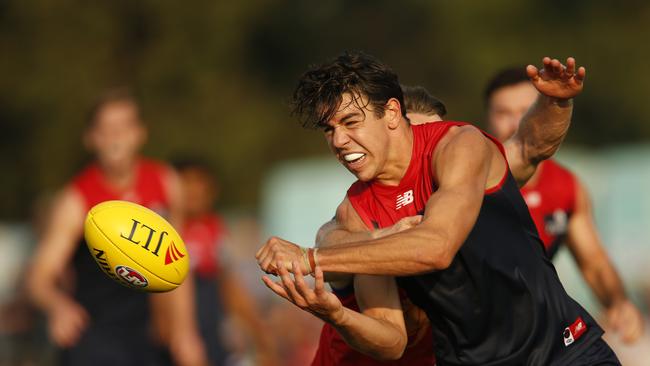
[27,271,72,313]
[517,95,573,164]
[317,227,447,276]
[582,260,628,309]
[331,307,406,360]
[317,226,374,282]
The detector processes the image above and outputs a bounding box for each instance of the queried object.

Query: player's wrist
[541,94,573,107]
[328,304,348,326]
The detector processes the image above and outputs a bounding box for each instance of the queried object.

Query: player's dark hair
[483,67,529,104]
[402,85,447,118]
[86,88,141,128]
[291,51,406,129]
[172,157,217,182]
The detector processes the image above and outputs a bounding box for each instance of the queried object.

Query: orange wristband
[308,248,317,272]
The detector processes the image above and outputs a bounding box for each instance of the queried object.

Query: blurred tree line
[1,0,649,220]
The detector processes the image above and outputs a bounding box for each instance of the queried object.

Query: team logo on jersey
[563,316,587,346]
[396,190,414,210]
[544,210,569,236]
[524,191,542,208]
[164,241,186,265]
[115,265,149,288]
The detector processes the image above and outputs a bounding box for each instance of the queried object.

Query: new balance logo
[396,190,414,210]
[164,241,186,265]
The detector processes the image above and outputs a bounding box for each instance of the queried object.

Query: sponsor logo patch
[115,265,149,288]
[563,316,587,346]
[396,190,414,210]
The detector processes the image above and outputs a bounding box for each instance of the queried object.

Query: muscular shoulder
[434,125,492,160]
[335,197,367,230]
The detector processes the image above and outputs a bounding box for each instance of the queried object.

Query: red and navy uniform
[65,158,169,366]
[311,285,436,366]
[182,213,229,365]
[182,214,226,278]
[520,159,577,259]
[347,122,609,365]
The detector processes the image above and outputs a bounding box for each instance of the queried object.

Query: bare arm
[315,198,422,284]
[263,264,408,360]
[566,179,644,343]
[257,126,503,276]
[505,57,586,186]
[26,188,89,347]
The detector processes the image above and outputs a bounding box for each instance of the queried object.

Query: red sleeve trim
[482,131,509,194]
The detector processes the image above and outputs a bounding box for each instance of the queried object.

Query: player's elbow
[525,138,562,166]
[415,232,455,271]
[375,345,406,361]
[25,265,46,304]
[370,333,407,361]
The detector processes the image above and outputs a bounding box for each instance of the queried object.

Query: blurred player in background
[26,89,207,366]
[484,67,644,344]
[173,158,278,366]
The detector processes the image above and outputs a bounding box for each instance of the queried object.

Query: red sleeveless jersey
[66,157,172,360]
[181,213,226,277]
[347,122,506,229]
[311,286,436,366]
[71,158,170,214]
[342,122,603,365]
[519,159,577,258]
[312,122,486,366]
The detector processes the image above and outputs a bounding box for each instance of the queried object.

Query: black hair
[483,67,529,104]
[291,51,406,129]
[402,85,447,118]
[172,157,217,182]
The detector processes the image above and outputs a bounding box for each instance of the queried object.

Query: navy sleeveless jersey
[65,158,170,364]
[347,122,603,365]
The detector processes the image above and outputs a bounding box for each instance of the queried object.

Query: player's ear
[385,98,402,130]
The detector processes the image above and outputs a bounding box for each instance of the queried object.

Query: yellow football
[84,200,189,292]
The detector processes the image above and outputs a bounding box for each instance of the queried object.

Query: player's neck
[99,158,139,192]
[523,160,545,189]
[375,124,414,186]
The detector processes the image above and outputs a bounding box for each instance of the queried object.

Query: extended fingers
[565,57,576,76]
[279,262,307,306]
[292,261,316,301]
[526,64,539,81]
[542,57,553,75]
[550,58,564,76]
[575,66,586,83]
[313,266,326,296]
[262,276,290,300]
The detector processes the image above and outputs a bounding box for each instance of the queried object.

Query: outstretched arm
[505,57,586,186]
[566,179,644,343]
[316,199,422,284]
[257,125,501,276]
[262,263,408,360]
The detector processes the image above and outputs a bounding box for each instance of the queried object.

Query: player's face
[487,82,538,142]
[179,169,216,218]
[323,93,393,182]
[86,102,146,169]
[406,112,442,126]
